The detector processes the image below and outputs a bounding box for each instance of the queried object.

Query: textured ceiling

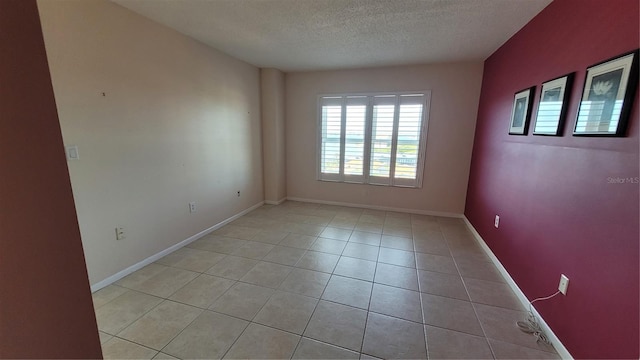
[112,0,552,72]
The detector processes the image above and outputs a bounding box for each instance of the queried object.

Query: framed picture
[509,87,535,135]
[574,49,639,136]
[533,73,574,136]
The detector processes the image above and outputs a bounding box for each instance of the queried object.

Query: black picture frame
[533,73,574,136]
[509,86,535,135]
[574,49,639,136]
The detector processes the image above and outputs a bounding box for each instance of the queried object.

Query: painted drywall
[261,68,287,203]
[465,0,639,358]
[285,63,483,214]
[0,0,101,357]
[37,0,263,285]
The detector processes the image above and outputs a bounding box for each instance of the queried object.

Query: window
[318,92,430,188]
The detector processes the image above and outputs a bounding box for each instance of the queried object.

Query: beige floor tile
[377,247,416,268]
[309,237,347,255]
[303,216,332,226]
[380,234,414,251]
[163,311,248,359]
[369,284,422,322]
[489,339,561,359]
[292,337,360,359]
[374,263,419,291]
[362,312,426,359]
[450,245,491,263]
[456,258,505,282]
[230,241,275,260]
[320,226,353,240]
[413,236,451,256]
[95,290,163,334]
[240,261,293,288]
[209,282,274,320]
[223,323,300,359]
[214,224,261,240]
[465,277,523,310]
[254,291,318,334]
[413,230,445,243]
[263,245,307,266]
[252,230,289,244]
[152,352,179,359]
[279,268,331,298]
[157,247,226,272]
[115,263,168,289]
[304,300,367,352]
[474,303,557,354]
[280,233,318,249]
[92,285,129,309]
[327,218,357,230]
[289,223,326,237]
[205,255,258,280]
[349,231,382,246]
[187,236,248,254]
[295,251,340,273]
[415,252,458,274]
[418,269,469,300]
[168,273,235,308]
[321,275,372,309]
[425,325,493,359]
[131,267,199,298]
[384,216,412,227]
[117,300,202,350]
[333,256,377,282]
[98,331,113,344]
[102,337,158,359]
[354,222,383,234]
[358,213,386,224]
[421,293,484,336]
[360,354,383,360]
[342,242,379,261]
[382,225,412,238]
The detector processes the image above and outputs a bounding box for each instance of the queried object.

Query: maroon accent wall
[466,0,639,358]
[0,1,102,358]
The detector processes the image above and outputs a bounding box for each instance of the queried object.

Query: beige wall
[261,68,287,203]
[285,63,483,214]
[38,0,263,285]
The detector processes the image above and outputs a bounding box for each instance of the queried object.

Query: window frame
[316,90,431,188]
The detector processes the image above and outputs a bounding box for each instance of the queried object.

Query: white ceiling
[112,0,552,72]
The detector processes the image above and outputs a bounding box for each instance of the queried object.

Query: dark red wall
[0,1,102,358]
[466,0,639,358]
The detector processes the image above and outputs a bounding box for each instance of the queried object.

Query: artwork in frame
[509,87,535,135]
[574,49,639,136]
[533,73,574,136]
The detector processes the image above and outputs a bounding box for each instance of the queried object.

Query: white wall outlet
[65,145,79,160]
[494,215,500,228]
[115,226,125,240]
[558,274,569,295]
[189,202,196,213]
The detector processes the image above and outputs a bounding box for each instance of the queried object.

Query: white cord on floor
[516,291,561,345]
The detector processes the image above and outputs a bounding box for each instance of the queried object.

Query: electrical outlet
[189,202,196,213]
[558,274,569,295]
[115,227,125,240]
[494,215,500,228]
[237,191,241,197]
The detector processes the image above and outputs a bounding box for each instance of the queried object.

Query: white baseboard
[286,196,462,218]
[90,201,265,292]
[462,216,572,359]
[264,197,287,205]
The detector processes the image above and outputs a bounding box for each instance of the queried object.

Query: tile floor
[93,201,560,359]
